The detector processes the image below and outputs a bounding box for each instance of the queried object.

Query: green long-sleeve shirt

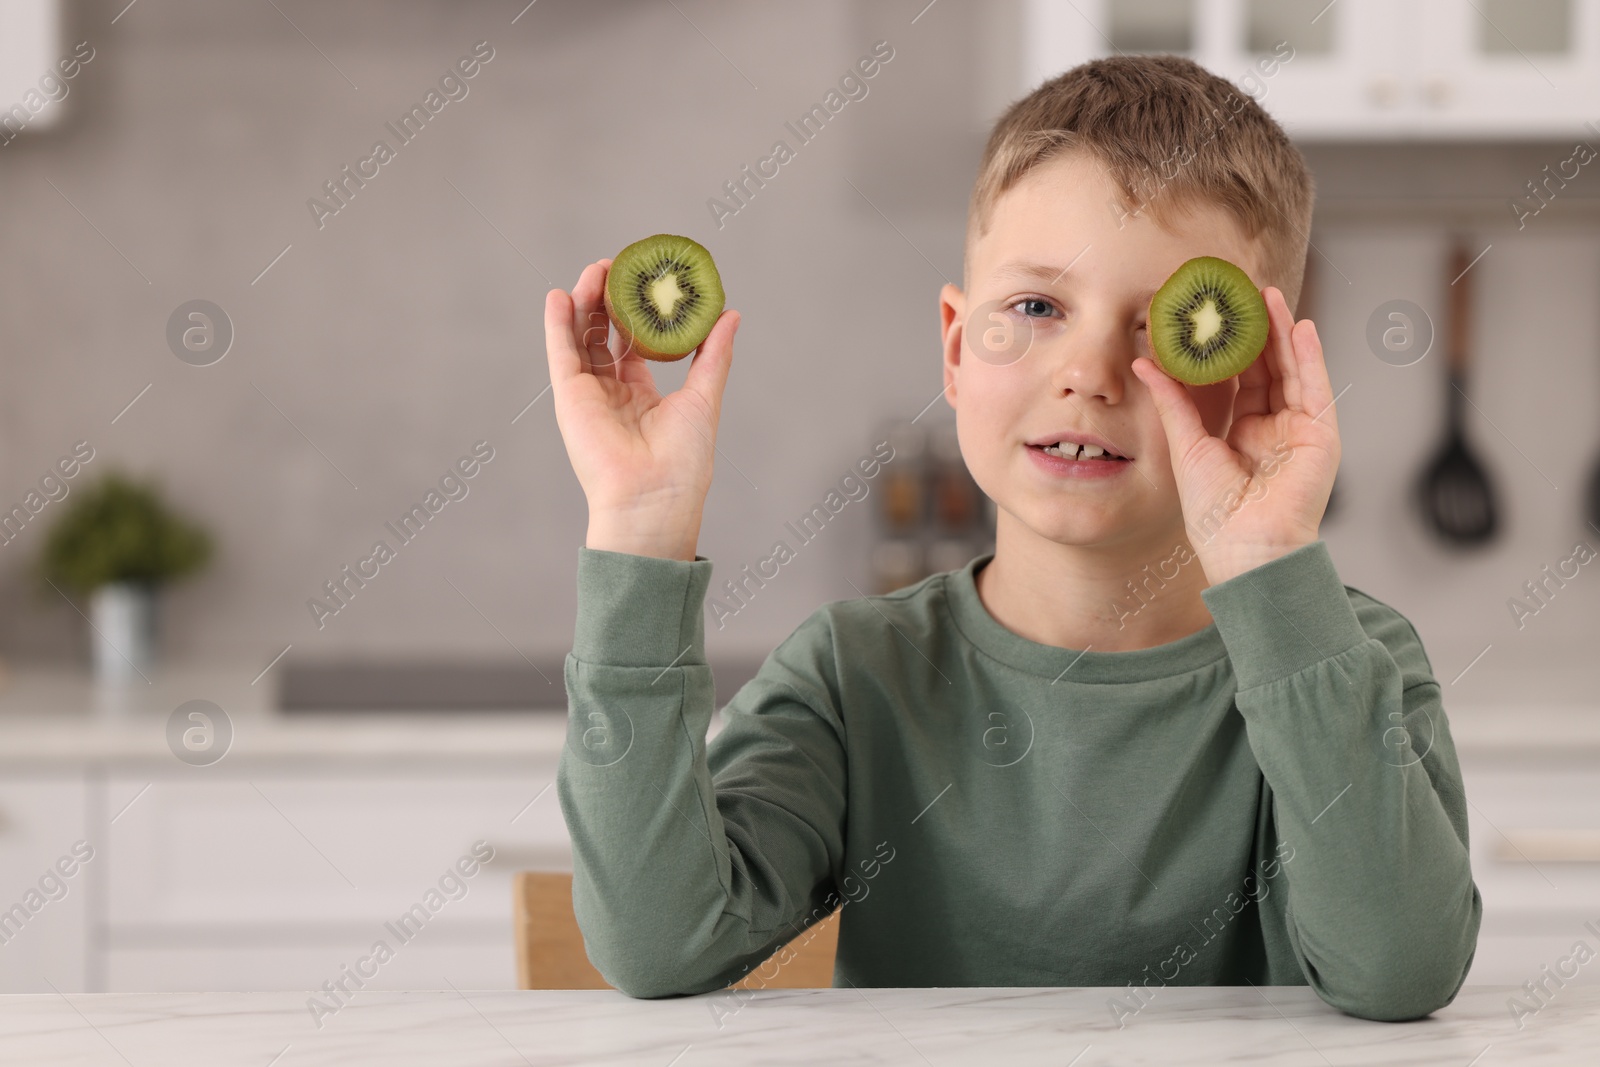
[556,540,1482,1022]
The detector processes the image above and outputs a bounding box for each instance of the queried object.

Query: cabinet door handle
[1493,829,1600,863]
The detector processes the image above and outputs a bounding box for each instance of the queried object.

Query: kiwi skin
[603,234,725,362]
[1146,255,1269,386]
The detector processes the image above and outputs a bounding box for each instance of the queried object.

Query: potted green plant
[36,470,214,680]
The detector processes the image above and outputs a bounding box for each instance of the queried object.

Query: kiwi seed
[603,234,725,361]
[1147,256,1268,386]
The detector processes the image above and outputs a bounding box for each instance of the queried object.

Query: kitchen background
[0,0,1597,997]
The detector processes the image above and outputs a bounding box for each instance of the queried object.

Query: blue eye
[1011,297,1055,318]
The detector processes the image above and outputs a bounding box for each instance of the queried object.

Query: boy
[543,54,1481,1023]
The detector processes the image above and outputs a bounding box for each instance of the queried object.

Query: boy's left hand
[1130,285,1340,586]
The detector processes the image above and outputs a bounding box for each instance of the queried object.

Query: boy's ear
[939,283,965,407]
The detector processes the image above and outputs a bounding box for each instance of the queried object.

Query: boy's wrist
[586,513,701,562]
[1197,535,1318,586]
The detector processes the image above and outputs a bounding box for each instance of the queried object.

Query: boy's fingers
[606,320,638,370]
[1234,342,1273,420]
[682,310,740,414]
[1263,287,1301,412]
[544,288,583,386]
[572,260,613,377]
[591,258,632,374]
[1133,357,1210,469]
[1297,319,1337,428]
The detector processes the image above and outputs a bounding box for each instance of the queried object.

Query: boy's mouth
[1024,436,1131,462]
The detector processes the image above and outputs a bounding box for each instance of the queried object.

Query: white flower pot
[89,582,158,680]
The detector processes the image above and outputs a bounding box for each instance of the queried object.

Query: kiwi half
[603,234,725,361]
[1147,256,1268,386]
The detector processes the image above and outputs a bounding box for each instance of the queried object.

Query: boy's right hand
[545,258,740,562]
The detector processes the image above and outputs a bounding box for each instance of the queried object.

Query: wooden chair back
[513,871,839,990]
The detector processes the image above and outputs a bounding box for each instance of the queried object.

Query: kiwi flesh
[603,234,725,361]
[1147,256,1268,386]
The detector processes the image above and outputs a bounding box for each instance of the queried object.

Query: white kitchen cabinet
[107,942,517,998]
[1459,754,1600,986]
[106,772,565,927]
[1019,0,1600,139]
[1412,0,1600,137]
[0,775,90,993]
[0,1,60,134]
[104,767,566,992]
[0,667,578,994]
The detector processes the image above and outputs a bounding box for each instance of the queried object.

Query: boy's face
[940,150,1267,556]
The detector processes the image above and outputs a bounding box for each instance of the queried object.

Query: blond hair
[967,54,1315,312]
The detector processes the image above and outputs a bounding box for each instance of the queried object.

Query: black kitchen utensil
[1588,276,1600,531]
[1588,440,1600,534]
[1587,460,1600,537]
[1417,238,1498,546]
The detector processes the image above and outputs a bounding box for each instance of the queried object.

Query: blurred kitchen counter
[0,661,1592,765]
[0,662,579,767]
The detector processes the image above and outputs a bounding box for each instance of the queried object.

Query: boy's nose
[1046,322,1129,403]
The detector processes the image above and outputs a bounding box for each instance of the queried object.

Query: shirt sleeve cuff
[1199,540,1369,690]
[572,547,714,667]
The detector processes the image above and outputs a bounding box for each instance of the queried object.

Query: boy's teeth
[1039,441,1119,460]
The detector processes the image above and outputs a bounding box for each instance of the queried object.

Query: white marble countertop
[0,661,1593,764]
[0,985,1588,1065]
